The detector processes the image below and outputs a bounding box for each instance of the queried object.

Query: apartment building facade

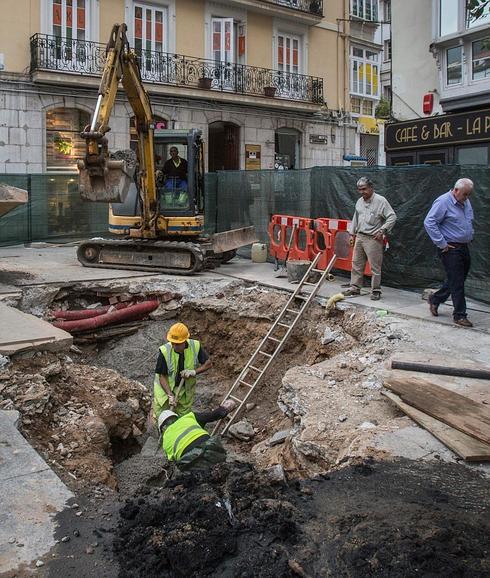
[387,0,490,166]
[0,0,392,176]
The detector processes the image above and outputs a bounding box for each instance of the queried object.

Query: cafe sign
[385,109,490,151]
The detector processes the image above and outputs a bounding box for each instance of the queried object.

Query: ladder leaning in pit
[212,231,351,436]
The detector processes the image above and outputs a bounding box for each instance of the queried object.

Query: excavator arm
[78,23,157,238]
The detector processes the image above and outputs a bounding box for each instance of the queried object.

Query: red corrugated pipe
[52,302,132,320]
[52,299,160,332]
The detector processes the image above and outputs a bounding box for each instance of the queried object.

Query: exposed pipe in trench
[52,302,132,320]
[52,299,160,333]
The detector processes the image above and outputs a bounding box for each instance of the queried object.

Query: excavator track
[77,238,206,275]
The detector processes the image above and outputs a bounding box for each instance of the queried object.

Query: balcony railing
[263,0,323,17]
[30,34,323,104]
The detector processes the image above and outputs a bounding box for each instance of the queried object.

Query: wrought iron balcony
[30,34,323,105]
[262,0,323,16]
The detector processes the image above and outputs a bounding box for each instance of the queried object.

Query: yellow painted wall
[99,0,125,42]
[309,26,345,110]
[246,12,273,69]
[1,0,39,72]
[176,0,205,57]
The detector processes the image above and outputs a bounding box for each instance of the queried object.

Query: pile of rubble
[0,351,151,487]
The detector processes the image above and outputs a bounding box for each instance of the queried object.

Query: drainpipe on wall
[343,0,350,159]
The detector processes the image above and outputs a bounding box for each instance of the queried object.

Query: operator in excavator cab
[162,146,188,204]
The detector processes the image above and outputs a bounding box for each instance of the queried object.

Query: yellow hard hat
[166,322,190,344]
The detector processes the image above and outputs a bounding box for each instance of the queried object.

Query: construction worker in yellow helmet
[153,322,212,419]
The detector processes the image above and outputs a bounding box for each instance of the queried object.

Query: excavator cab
[153,128,204,218]
[109,128,205,236]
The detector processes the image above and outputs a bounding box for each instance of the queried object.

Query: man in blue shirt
[423,178,474,327]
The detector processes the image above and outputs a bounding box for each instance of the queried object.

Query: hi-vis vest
[162,412,208,461]
[153,339,200,407]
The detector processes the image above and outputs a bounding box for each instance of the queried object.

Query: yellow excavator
[77,23,256,275]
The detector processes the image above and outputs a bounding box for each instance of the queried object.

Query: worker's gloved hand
[180,369,196,379]
[221,399,236,413]
[168,395,176,408]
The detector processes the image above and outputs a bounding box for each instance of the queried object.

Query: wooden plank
[384,376,490,445]
[383,391,490,462]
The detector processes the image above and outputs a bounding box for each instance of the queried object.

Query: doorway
[208,122,240,171]
[275,127,301,169]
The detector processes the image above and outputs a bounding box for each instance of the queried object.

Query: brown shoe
[454,318,473,328]
[428,297,439,317]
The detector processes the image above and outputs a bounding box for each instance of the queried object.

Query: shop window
[472,37,490,80]
[457,146,488,164]
[440,0,459,36]
[46,108,90,171]
[446,45,463,85]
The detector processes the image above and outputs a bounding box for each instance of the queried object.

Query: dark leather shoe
[428,297,438,317]
[370,292,381,301]
[454,318,473,328]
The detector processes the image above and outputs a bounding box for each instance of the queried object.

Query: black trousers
[431,244,471,320]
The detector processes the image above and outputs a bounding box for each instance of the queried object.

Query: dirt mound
[0,352,151,488]
[114,462,305,578]
[114,460,489,578]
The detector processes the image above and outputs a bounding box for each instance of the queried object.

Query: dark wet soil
[112,459,489,578]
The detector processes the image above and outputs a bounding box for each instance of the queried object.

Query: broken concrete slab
[228,419,255,441]
[0,184,28,218]
[0,303,72,355]
[268,430,290,447]
[0,410,73,574]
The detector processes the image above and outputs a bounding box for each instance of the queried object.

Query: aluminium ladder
[213,252,338,436]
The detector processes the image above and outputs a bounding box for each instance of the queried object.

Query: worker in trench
[157,399,236,470]
[153,322,212,419]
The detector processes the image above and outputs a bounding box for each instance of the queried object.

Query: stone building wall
[0,76,352,174]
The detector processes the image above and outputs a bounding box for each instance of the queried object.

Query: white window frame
[471,36,490,81]
[204,4,246,63]
[445,44,463,87]
[132,3,169,54]
[125,1,175,55]
[277,33,302,75]
[351,0,379,22]
[272,18,308,75]
[211,17,235,64]
[350,45,380,98]
[42,0,98,41]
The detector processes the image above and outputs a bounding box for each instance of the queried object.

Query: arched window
[46,108,90,171]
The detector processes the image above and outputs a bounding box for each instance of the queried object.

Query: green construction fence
[1,166,488,303]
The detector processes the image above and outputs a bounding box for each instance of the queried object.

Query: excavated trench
[1,278,489,577]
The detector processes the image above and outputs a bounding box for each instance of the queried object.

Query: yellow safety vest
[162,412,209,461]
[153,339,200,417]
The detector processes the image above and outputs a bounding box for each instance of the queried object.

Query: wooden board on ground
[384,353,490,405]
[383,391,490,462]
[384,375,490,445]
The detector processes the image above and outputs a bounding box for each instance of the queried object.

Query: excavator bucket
[78,158,135,203]
[211,226,258,254]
